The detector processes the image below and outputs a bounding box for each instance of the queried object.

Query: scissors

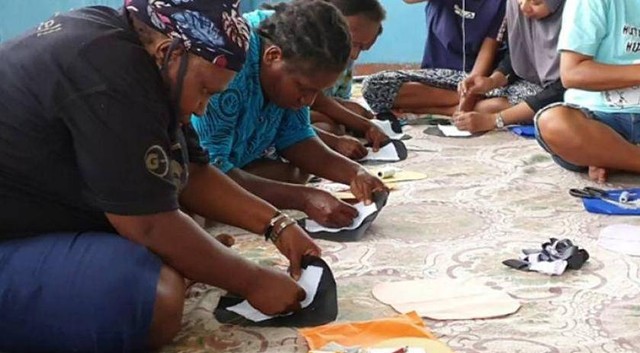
[569,186,609,199]
[569,187,640,209]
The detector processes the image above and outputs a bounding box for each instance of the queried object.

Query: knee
[536,106,582,151]
[149,265,185,350]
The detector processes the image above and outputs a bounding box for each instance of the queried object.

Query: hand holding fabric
[302,189,359,228]
[274,223,322,280]
[350,169,388,205]
[334,135,368,160]
[364,124,390,152]
[244,266,306,315]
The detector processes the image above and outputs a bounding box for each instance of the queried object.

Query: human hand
[458,75,495,96]
[452,111,497,133]
[302,188,359,229]
[364,124,389,152]
[334,135,368,160]
[244,266,306,315]
[274,222,322,280]
[350,169,388,205]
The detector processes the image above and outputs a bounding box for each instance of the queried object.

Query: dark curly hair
[326,0,386,23]
[258,0,352,75]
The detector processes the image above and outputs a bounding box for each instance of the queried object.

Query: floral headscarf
[126,0,250,72]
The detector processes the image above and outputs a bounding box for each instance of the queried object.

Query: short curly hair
[258,0,352,75]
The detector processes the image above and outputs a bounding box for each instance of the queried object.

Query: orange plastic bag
[299,312,435,350]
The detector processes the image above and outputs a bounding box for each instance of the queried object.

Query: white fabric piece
[372,279,520,320]
[371,119,406,140]
[226,266,323,322]
[305,202,378,233]
[437,124,472,137]
[528,259,567,276]
[598,224,640,256]
[359,143,400,162]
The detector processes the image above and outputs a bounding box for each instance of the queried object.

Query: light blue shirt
[191,10,316,173]
[559,0,640,113]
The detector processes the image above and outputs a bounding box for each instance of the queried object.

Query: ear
[262,45,283,67]
[152,38,186,68]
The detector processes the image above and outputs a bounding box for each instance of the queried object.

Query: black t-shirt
[0,6,209,238]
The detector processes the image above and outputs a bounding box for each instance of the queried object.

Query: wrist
[264,211,296,243]
[351,166,367,182]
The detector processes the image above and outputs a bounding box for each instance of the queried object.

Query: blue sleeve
[191,92,240,173]
[274,107,317,152]
[558,0,609,56]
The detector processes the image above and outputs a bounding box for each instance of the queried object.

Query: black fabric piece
[404,116,452,126]
[503,238,589,272]
[423,126,485,138]
[375,112,403,133]
[390,140,408,161]
[523,80,566,112]
[214,256,338,327]
[502,259,530,270]
[360,140,408,165]
[302,191,389,242]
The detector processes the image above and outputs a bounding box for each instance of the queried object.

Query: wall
[0,0,258,42]
[0,0,426,64]
[359,0,426,64]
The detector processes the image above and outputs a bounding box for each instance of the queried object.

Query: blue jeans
[0,232,162,353]
[534,102,640,172]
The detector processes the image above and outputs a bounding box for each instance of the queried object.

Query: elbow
[560,71,581,89]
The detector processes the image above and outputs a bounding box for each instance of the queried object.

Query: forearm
[488,71,509,89]
[470,38,499,77]
[312,94,370,132]
[226,167,309,211]
[499,102,535,125]
[180,164,279,234]
[282,138,362,185]
[313,126,340,147]
[107,211,261,296]
[561,52,640,90]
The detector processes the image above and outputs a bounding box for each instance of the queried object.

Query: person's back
[0,6,175,235]
[0,2,326,352]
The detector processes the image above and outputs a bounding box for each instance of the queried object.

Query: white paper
[371,119,405,140]
[359,143,400,162]
[437,124,472,137]
[305,201,378,233]
[226,266,324,322]
[598,224,640,256]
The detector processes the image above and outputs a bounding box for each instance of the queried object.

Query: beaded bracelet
[263,211,286,242]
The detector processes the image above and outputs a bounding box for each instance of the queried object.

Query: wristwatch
[495,112,505,129]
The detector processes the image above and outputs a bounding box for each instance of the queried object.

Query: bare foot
[215,233,235,247]
[588,166,608,183]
